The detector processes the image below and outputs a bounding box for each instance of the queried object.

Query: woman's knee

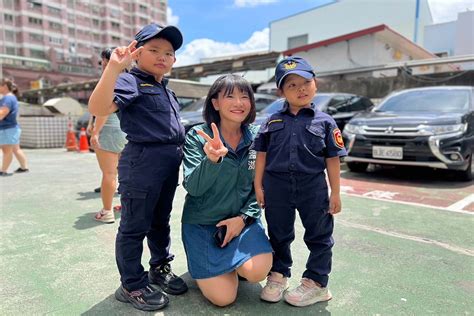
[205,292,237,307]
[239,253,272,282]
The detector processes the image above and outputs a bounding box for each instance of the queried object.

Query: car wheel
[457,154,472,182]
[347,161,369,173]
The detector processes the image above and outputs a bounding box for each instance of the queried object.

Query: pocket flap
[267,121,285,132]
[119,185,148,199]
[138,86,161,95]
[305,125,324,137]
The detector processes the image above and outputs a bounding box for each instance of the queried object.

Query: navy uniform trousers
[116,141,183,291]
[263,170,334,287]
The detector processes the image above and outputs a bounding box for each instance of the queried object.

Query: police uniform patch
[140,83,154,87]
[333,128,344,149]
[284,61,297,70]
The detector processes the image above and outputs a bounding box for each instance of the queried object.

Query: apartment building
[0,0,167,90]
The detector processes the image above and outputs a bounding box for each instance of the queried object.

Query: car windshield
[261,95,331,115]
[181,98,205,112]
[376,89,471,113]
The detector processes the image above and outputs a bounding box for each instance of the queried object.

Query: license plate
[372,146,403,160]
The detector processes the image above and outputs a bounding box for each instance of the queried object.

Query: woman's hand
[197,123,228,163]
[329,192,342,215]
[216,216,245,248]
[90,134,100,149]
[108,40,143,72]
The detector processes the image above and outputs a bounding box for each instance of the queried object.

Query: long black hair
[203,74,256,125]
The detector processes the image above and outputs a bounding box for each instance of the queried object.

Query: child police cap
[275,56,315,88]
[135,23,183,50]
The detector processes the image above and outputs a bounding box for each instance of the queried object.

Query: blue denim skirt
[182,219,273,279]
[0,126,21,145]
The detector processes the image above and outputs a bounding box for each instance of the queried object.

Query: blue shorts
[182,219,273,279]
[0,126,21,145]
[98,126,127,153]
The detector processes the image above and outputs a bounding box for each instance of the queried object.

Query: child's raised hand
[108,41,143,71]
[197,123,228,163]
[329,193,341,215]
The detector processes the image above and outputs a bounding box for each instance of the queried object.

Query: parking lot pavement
[1,149,473,315]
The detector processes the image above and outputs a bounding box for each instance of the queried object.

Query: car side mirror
[327,106,337,115]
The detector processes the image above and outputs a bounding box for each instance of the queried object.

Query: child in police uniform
[252,56,347,307]
[89,24,187,311]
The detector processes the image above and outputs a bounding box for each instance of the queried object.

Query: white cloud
[166,7,179,25]
[176,28,269,66]
[429,0,474,23]
[234,0,278,8]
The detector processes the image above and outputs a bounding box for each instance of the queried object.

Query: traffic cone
[65,118,77,151]
[78,127,90,153]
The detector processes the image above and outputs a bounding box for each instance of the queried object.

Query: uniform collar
[130,67,169,87]
[279,100,316,116]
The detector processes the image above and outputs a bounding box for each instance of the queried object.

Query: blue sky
[168,0,474,66]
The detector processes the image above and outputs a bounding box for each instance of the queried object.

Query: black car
[180,93,278,132]
[254,93,374,130]
[342,86,474,181]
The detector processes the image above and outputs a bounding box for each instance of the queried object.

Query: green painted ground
[1,149,473,315]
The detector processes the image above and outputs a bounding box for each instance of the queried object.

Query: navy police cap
[275,56,315,88]
[135,23,183,51]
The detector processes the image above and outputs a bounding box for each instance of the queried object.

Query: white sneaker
[94,209,115,224]
[284,278,332,307]
[260,272,288,302]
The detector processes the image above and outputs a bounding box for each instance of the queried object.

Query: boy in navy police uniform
[253,56,347,307]
[89,24,187,311]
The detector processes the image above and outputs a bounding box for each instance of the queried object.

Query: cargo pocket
[119,185,148,218]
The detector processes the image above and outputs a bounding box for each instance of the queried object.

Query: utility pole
[414,0,421,43]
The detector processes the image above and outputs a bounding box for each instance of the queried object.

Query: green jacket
[182,123,260,225]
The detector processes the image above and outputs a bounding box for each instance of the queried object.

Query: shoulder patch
[140,83,154,87]
[333,128,344,149]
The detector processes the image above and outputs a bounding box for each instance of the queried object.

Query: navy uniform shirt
[252,101,347,174]
[113,67,185,144]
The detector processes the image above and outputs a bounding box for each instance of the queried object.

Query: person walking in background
[0,78,28,176]
[253,56,347,307]
[88,23,188,311]
[91,48,127,224]
[181,74,273,307]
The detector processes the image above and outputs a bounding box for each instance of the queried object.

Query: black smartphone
[213,225,227,248]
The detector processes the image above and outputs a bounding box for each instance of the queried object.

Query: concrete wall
[270,0,432,51]
[423,21,456,56]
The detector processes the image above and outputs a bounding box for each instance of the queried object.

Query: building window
[139,4,147,13]
[47,6,61,16]
[68,27,75,36]
[28,17,43,25]
[112,36,120,42]
[92,19,99,26]
[6,47,16,55]
[49,21,62,30]
[4,14,14,22]
[5,30,15,41]
[287,34,308,50]
[111,21,120,28]
[29,33,44,41]
[27,0,42,10]
[49,36,63,45]
[30,49,46,59]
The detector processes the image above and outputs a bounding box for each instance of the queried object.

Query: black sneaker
[0,172,12,177]
[94,187,101,193]
[14,167,29,173]
[114,285,169,311]
[149,263,188,295]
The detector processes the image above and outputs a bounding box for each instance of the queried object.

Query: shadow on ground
[73,212,121,230]
[82,273,331,315]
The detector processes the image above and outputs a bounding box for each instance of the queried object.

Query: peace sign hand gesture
[197,123,228,163]
[108,40,143,72]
